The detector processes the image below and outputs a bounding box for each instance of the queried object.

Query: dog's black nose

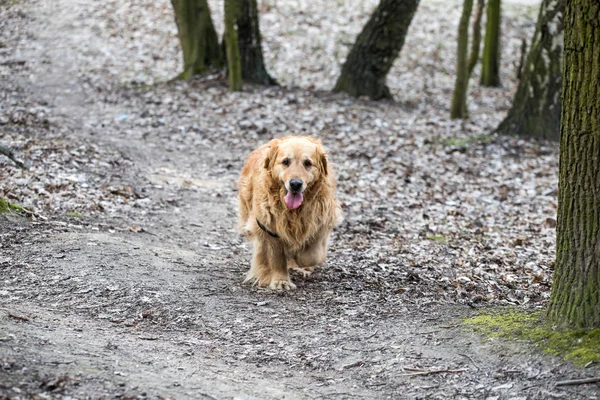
[289,179,303,193]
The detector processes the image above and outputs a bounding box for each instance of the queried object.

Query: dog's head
[264,136,329,210]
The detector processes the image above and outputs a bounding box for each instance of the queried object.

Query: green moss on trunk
[450,0,474,119]
[333,0,419,100]
[480,0,501,86]
[547,0,600,329]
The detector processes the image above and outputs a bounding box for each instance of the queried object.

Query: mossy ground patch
[0,197,26,213]
[464,309,600,367]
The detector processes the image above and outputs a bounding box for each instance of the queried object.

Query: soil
[1,0,599,399]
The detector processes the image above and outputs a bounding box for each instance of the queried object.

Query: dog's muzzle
[289,178,303,193]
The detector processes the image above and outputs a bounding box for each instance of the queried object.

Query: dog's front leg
[245,236,296,290]
[295,231,330,269]
[287,257,313,278]
[267,239,296,290]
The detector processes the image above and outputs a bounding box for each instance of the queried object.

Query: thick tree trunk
[171,0,222,80]
[480,0,501,86]
[224,0,242,91]
[547,0,600,329]
[495,0,564,141]
[236,0,276,85]
[467,0,485,78]
[333,0,419,100]
[450,0,474,119]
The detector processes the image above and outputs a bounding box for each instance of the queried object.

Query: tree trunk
[467,0,485,78]
[480,0,501,86]
[450,0,474,119]
[171,0,222,80]
[495,0,564,141]
[516,37,527,80]
[546,0,600,329]
[236,0,276,85]
[224,0,242,91]
[333,0,420,100]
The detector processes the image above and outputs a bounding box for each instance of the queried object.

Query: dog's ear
[319,149,329,176]
[263,139,279,170]
[306,137,329,177]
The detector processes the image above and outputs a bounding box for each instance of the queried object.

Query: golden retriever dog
[238,136,342,290]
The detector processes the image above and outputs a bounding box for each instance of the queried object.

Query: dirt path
[1,0,599,399]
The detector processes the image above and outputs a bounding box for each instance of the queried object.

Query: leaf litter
[9,0,551,305]
[1,0,555,316]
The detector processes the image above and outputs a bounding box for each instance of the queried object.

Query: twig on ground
[0,144,29,169]
[400,368,466,377]
[343,360,365,369]
[45,360,76,365]
[313,376,335,382]
[458,353,480,371]
[555,377,600,387]
[8,311,30,321]
[403,367,428,372]
[365,329,379,339]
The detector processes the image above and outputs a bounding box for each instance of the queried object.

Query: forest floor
[1,0,599,399]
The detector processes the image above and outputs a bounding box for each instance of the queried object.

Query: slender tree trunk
[236,0,276,85]
[480,0,501,86]
[547,0,600,329]
[496,0,564,141]
[450,0,474,119]
[516,37,527,80]
[467,0,485,79]
[171,0,222,80]
[333,0,420,100]
[224,0,242,91]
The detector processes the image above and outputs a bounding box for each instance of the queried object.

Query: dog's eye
[303,160,312,168]
[282,158,290,166]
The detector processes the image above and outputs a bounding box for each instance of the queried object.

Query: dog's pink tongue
[284,192,304,209]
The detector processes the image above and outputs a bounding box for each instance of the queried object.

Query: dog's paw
[269,279,297,291]
[290,266,313,278]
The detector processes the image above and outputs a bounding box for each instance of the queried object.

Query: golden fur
[238,136,342,290]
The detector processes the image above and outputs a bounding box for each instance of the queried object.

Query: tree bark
[333,0,420,100]
[547,0,600,329]
[171,0,222,80]
[450,0,474,119]
[236,0,276,85]
[224,0,242,91]
[495,0,564,141]
[480,0,501,86]
[467,0,485,79]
